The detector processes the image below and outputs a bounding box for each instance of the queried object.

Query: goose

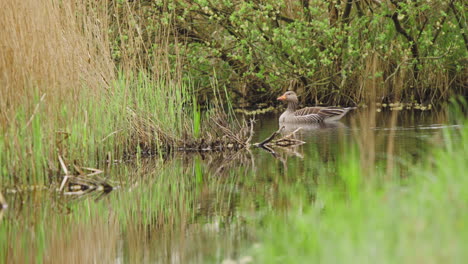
[277,91,356,123]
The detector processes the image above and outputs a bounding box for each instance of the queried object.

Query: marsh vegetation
[0,0,467,263]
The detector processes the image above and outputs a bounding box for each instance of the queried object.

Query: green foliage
[108,0,467,105]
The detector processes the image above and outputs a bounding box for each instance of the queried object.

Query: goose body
[277,91,355,124]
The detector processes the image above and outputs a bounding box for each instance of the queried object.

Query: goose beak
[277,95,286,101]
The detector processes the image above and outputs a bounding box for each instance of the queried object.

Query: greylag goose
[277,91,355,123]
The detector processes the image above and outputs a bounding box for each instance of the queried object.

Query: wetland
[2,111,465,263]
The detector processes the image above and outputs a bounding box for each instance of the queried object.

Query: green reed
[0,72,202,186]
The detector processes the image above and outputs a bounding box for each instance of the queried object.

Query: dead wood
[177,117,256,152]
[58,154,113,196]
[254,126,305,148]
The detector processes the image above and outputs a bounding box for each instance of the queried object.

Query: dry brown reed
[0,0,117,184]
[106,1,185,82]
[0,0,114,126]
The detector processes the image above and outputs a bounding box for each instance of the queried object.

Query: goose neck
[287,101,299,112]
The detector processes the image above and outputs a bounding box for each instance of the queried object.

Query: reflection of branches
[254,126,306,169]
[212,149,254,175]
[58,155,114,200]
[253,127,307,173]
[255,127,305,149]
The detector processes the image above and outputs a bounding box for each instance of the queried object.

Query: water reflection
[0,110,458,263]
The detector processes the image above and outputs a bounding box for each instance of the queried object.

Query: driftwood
[177,118,256,152]
[254,126,306,167]
[254,127,305,149]
[58,154,113,198]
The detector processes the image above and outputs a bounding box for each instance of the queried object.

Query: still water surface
[1,110,457,263]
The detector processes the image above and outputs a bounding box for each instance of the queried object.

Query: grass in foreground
[252,120,468,263]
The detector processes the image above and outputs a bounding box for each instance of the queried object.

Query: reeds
[0,0,252,187]
[0,0,115,185]
[0,0,113,123]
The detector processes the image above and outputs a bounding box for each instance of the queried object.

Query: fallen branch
[255,127,284,147]
[57,154,113,196]
[58,154,70,192]
[254,127,305,148]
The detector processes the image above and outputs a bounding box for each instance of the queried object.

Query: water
[0,110,458,263]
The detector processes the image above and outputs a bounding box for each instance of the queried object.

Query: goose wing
[294,107,352,122]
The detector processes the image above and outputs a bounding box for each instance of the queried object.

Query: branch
[301,0,311,21]
[387,1,420,81]
[449,0,468,51]
[342,0,354,24]
[254,127,305,148]
[432,0,454,44]
[255,127,284,147]
[355,0,364,17]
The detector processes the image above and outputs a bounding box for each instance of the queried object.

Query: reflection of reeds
[353,52,405,180]
[43,216,120,264]
[353,53,379,178]
[255,120,468,263]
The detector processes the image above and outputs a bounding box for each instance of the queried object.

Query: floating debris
[177,117,255,152]
[58,154,114,197]
[254,126,305,156]
[376,102,433,111]
[234,106,275,116]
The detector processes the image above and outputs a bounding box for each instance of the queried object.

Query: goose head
[277,91,299,103]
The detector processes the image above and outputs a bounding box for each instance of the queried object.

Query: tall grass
[0,0,206,186]
[0,0,114,185]
[0,0,114,121]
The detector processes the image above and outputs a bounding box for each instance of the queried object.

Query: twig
[245,118,256,146]
[58,154,70,192]
[101,129,123,142]
[82,167,104,177]
[58,154,69,175]
[255,127,284,147]
[272,128,305,147]
[59,176,69,192]
[255,127,305,147]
